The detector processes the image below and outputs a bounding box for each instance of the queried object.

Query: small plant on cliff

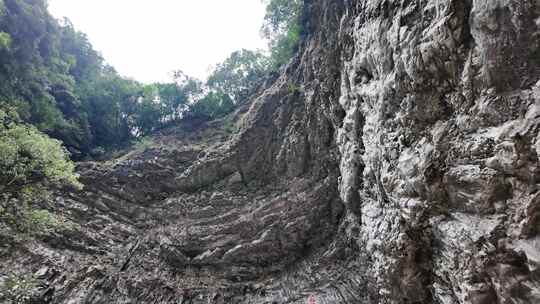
[207,49,269,104]
[0,31,11,50]
[0,107,81,192]
[0,273,38,304]
[0,186,76,239]
[0,106,80,237]
[133,136,154,152]
[287,82,302,94]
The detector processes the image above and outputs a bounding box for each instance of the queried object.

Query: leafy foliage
[78,67,140,148]
[0,107,80,192]
[0,31,10,49]
[0,273,38,304]
[262,0,303,70]
[0,0,141,156]
[179,49,269,121]
[0,0,305,160]
[0,107,79,239]
[131,73,204,136]
[0,198,75,238]
[187,91,235,120]
[131,49,269,129]
[0,0,307,244]
[207,49,268,103]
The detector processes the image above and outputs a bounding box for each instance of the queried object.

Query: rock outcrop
[2,0,540,303]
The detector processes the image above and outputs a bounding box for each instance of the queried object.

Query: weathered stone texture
[2,0,540,303]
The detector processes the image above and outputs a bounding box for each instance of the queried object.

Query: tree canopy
[262,0,303,70]
[0,0,139,157]
[0,0,305,243]
[0,106,80,193]
[207,49,269,103]
[0,0,304,160]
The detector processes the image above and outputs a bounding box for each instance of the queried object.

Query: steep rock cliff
[2,0,540,303]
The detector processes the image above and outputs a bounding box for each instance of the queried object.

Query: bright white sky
[48,0,268,83]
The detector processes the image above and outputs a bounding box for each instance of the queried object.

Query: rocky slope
[2,0,540,303]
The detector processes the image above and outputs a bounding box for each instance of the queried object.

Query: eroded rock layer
[2,0,540,303]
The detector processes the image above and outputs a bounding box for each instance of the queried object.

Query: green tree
[0,107,80,192]
[155,83,186,121]
[0,31,10,50]
[187,91,235,121]
[261,0,303,70]
[207,49,268,104]
[58,18,103,82]
[0,0,305,157]
[133,84,162,136]
[0,0,145,157]
[0,106,80,239]
[79,67,141,149]
[154,71,203,123]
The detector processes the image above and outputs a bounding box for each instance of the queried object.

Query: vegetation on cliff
[262,0,303,70]
[0,0,306,302]
[0,0,303,158]
[0,106,79,242]
[0,0,303,236]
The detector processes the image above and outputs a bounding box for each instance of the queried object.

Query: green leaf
[0,108,81,191]
[0,32,11,50]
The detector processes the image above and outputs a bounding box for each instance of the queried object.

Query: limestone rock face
[2,0,540,303]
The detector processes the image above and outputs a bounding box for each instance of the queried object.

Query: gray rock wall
[334,0,540,303]
[2,0,540,303]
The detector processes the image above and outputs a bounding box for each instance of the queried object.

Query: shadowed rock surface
[2,0,540,303]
